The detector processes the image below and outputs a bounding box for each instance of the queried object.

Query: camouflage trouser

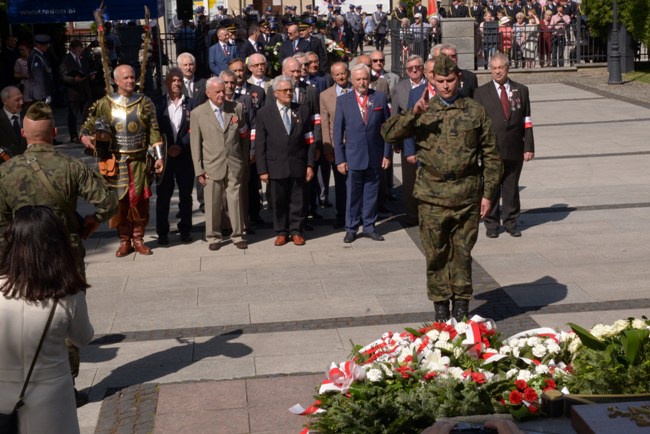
[418,201,480,302]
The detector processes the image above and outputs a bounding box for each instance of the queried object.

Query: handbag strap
[15,299,58,409]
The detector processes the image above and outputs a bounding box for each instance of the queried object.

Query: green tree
[582,0,650,46]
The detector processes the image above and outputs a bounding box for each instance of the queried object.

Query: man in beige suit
[319,62,352,230]
[246,53,272,91]
[191,77,249,251]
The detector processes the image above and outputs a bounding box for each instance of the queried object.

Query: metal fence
[389,18,610,73]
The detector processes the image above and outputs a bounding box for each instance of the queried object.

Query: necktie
[75,55,82,68]
[222,44,229,57]
[11,115,21,141]
[499,84,510,120]
[340,88,348,96]
[257,80,263,87]
[293,40,298,51]
[282,106,291,134]
[185,80,193,97]
[215,108,225,129]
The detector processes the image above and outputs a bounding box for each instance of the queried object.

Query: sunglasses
[372,59,384,63]
[406,65,423,72]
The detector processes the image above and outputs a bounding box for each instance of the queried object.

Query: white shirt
[166,95,185,139]
[276,100,292,118]
[493,80,511,99]
[183,78,194,97]
[209,100,226,126]
[3,108,20,126]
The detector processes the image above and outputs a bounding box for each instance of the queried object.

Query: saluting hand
[413,88,429,115]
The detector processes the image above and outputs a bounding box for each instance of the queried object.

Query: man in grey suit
[369,51,399,93]
[390,55,426,224]
[0,86,27,158]
[190,77,249,251]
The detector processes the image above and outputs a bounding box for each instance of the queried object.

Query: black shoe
[180,233,193,243]
[157,234,169,245]
[75,388,89,408]
[433,301,450,322]
[366,232,385,241]
[486,230,499,238]
[343,232,356,243]
[506,227,522,237]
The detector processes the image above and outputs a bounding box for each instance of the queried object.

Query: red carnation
[528,404,539,414]
[514,379,527,390]
[544,379,557,390]
[509,390,523,405]
[471,372,487,384]
[523,387,539,402]
[424,372,437,381]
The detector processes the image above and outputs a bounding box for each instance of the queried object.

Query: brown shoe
[292,234,305,246]
[115,240,134,257]
[274,234,288,246]
[234,240,248,249]
[208,242,222,251]
[132,239,153,255]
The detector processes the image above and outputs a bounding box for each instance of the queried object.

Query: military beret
[34,34,51,44]
[25,102,53,121]
[432,55,459,76]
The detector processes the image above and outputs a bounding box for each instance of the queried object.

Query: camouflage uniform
[382,95,502,303]
[0,143,117,377]
[81,93,162,254]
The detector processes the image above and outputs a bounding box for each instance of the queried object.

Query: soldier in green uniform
[0,101,117,404]
[80,65,164,257]
[382,55,502,322]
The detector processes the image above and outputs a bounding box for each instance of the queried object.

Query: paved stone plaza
[49,67,650,433]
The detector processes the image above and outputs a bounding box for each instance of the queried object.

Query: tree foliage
[582,0,650,46]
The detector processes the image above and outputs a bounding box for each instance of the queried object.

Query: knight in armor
[80,65,164,257]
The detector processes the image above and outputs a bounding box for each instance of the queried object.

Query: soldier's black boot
[452,299,470,321]
[433,301,450,322]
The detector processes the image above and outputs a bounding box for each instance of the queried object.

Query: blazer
[474,79,535,161]
[154,94,193,160]
[459,68,479,98]
[319,84,345,160]
[183,76,207,106]
[237,39,262,61]
[190,99,248,181]
[279,38,309,63]
[403,83,428,157]
[59,52,91,102]
[247,76,272,92]
[256,102,315,179]
[333,89,391,170]
[391,78,422,116]
[240,82,266,110]
[329,25,352,50]
[208,42,239,77]
[0,110,27,157]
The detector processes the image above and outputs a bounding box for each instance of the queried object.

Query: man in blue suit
[334,64,392,243]
[209,28,239,77]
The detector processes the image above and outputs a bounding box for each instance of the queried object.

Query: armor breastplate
[109,93,148,154]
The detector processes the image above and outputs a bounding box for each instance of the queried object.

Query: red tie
[499,84,510,120]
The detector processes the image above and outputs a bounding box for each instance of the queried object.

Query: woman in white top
[0,206,94,434]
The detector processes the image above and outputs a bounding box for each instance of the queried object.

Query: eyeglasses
[275,88,293,93]
[372,59,384,63]
[406,65,423,72]
[222,81,236,85]
[250,63,266,67]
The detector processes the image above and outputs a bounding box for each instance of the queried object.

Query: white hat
[499,16,510,24]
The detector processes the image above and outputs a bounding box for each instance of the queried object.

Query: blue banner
[8,0,159,24]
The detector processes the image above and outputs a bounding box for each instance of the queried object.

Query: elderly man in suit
[279,24,309,64]
[0,86,27,158]
[209,28,239,77]
[191,77,249,251]
[432,43,478,98]
[154,68,195,246]
[60,39,94,144]
[474,52,535,238]
[256,75,316,246]
[177,52,207,213]
[334,64,391,243]
[247,53,272,91]
[320,62,352,229]
[390,55,426,225]
[369,51,399,93]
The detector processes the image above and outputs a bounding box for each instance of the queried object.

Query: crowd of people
[0,4,543,428]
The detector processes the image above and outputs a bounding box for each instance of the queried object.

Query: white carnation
[453,347,464,358]
[506,368,518,379]
[380,363,394,377]
[527,337,541,346]
[545,341,561,355]
[568,338,582,354]
[516,370,532,382]
[535,364,549,375]
[590,324,612,339]
[532,344,547,358]
[426,329,440,341]
[438,331,450,343]
[499,345,512,355]
[612,319,629,333]
[448,367,465,381]
[632,319,647,329]
[366,368,383,382]
[512,347,521,357]
[455,322,468,334]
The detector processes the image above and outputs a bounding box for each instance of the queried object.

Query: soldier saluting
[80,65,164,257]
[382,55,502,322]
